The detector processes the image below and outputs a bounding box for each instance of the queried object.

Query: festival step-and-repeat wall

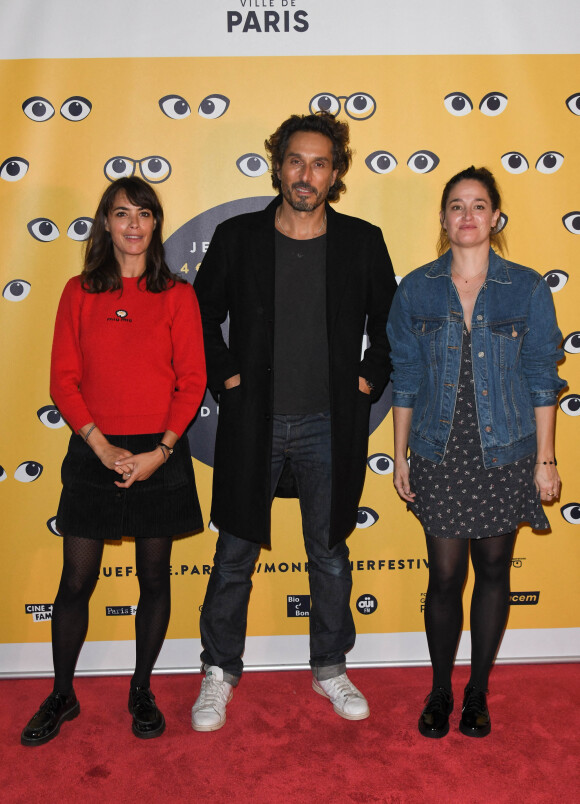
[1,1,578,676]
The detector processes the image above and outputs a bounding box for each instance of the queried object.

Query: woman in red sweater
[21,177,206,746]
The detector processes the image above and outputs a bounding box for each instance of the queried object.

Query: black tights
[51,535,173,695]
[424,530,516,692]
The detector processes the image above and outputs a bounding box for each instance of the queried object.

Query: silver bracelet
[83,424,96,442]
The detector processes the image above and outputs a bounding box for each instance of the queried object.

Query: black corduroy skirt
[55,432,203,540]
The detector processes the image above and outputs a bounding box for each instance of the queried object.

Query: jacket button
[492,458,497,463]
[267,367,272,373]
[485,426,492,432]
[477,315,483,321]
[482,389,488,396]
[478,351,485,358]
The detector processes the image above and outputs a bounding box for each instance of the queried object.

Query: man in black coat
[192,112,397,731]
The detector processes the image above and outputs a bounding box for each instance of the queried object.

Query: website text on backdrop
[387,166,566,739]
[191,112,397,731]
[21,177,207,747]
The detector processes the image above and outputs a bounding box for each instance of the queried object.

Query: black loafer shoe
[459,684,491,737]
[128,686,165,739]
[21,691,80,747]
[418,686,454,738]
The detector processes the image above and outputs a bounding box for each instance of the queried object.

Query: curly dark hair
[81,177,181,293]
[264,112,352,203]
[437,165,507,256]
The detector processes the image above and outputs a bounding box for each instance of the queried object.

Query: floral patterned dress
[409,327,549,538]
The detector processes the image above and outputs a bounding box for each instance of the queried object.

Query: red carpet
[1,664,578,803]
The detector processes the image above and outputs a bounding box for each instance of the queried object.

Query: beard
[281,180,329,212]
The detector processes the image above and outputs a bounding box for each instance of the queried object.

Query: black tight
[51,535,173,694]
[424,530,516,692]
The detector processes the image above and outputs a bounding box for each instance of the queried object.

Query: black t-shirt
[273,230,329,414]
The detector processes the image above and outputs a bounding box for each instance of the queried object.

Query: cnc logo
[106,606,137,616]
[509,591,540,606]
[25,603,52,622]
[287,595,310,617]
[356,594,378,615]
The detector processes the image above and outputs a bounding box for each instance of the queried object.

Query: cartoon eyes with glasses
[103,155,172,184]
[309,92,376,121]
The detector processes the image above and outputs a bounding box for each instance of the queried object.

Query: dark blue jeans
[200,412,355,684]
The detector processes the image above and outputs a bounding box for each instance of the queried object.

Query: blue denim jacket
[387,249,566,468]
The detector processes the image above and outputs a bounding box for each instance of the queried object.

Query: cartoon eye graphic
[565,93,580,115]
[535,152,564,174]
[236,153,268,178]
[14,461,43,483]
[365,151,397,175]
[67,217,93,241]
[159,94,191,119]
[444,92,473,116]
[367,453,394,475]
[344,93,376,120]
[559,394,580,416]
[3,279,31,302]
[310,93,341,116]
[198,94,230,120]
[562,212,580,235]
[139,156,172,183]
[37,405,65,429]
[479,92,508,116]
[543,269,568,292]
[501,152,529,174]
[356,507,379,528]
[407,151,439,174]
[104,156,136,181]
[60,96,92,121]
[0,156,29,182]
[561,503,580,524]
[563,332,580,354]
[47,517,61,535]
[0,466,6,482]
[27,218,59,242]
[495,213,508,233]
[22,96,55,122]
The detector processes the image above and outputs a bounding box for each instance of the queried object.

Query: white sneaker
[191,666,233,732]
[312,673,370,721]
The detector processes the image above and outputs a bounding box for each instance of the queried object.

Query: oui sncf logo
[164,197,393,467]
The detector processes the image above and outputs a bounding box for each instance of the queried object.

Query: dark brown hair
[81,177,180,293]
[264,112,352,203]
[437,165,507,256]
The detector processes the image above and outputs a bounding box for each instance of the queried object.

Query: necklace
[451,263,488,284]
[276,212,327,239]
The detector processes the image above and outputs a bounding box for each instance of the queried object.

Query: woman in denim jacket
[387,166,565,739]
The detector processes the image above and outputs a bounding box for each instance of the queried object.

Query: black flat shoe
[21,691,80,747]
[459,684,491,737]
[128,686,165,739]
[418,686,454,738]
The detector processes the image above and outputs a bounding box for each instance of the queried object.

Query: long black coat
[194,197,397,548]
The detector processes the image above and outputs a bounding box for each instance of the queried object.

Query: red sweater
[50,276,206,437]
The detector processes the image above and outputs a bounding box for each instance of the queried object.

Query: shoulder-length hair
[437,165,507,257]
[81,177,180,293]
[264,112,352,203]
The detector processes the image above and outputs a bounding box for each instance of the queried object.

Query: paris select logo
[287,595,310,617]
[25,603,53,622]
[356,594,378,615]
[106,605,137,616]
